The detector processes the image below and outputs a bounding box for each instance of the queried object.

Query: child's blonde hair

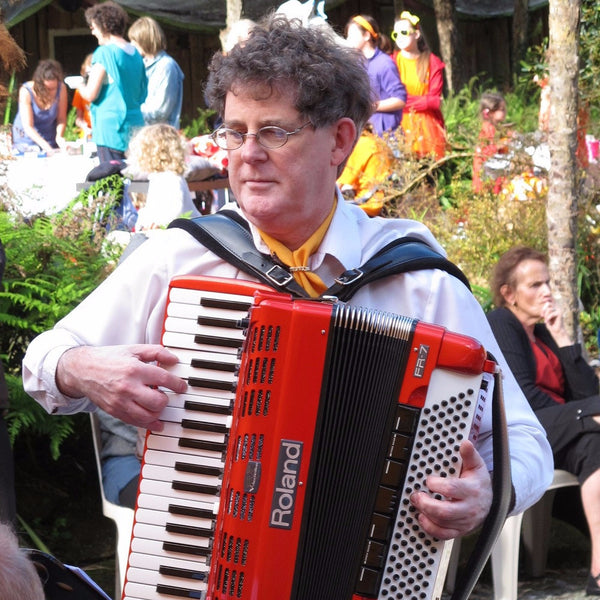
[128,123,188,175]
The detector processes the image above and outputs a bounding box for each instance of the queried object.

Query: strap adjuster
[334,268,364,286]
[266,264,295,287]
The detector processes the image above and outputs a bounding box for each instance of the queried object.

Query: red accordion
[122,276,496,600]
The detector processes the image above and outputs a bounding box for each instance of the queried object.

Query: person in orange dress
[337,125,395,216]
[392,11,446,159]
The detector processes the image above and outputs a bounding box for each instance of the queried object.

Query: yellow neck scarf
[259,199,337,298]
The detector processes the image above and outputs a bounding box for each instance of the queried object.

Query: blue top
[12,82,62,151]
[90,42,147,152]
[142,51,184,129]
[366,48,407,137]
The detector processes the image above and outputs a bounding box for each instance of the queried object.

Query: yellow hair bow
[399,10,420,27]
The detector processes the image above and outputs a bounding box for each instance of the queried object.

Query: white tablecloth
[3,153,99,217]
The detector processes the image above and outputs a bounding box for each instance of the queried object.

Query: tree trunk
[432,0,463,93]
[512,0,529,75]
[220,0,244,50]
[546,0,581,339]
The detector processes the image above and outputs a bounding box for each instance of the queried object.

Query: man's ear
[331,117,357,169]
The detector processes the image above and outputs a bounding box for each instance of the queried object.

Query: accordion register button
[374,486,400,514]
[355,566,380,596]
[388,432,412,461]
[363,538,386,568]
[394,404,420,433]
[369,512,393,541]
[380,458,407,488]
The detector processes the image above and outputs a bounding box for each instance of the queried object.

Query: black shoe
[587,572,600,596]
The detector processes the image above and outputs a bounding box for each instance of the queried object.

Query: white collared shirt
[22,195,553,514]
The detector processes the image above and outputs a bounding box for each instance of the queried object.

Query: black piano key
[188,377,235,391]
[190,358,237,372]
[200,297,251,312]
[198,316,240,329]
[194,334,243,349]
[163,541,211,557]
[165,523,213,537]
[159,565,207,581]
[179,438,227,453]
[184,400,232,415]
[168,504,215,520]
[156,583,204,599]
[181,418,229,434]
[172,480,220,495]
[174,461,223,477]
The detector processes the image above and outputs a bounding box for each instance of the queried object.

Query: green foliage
[181,106,217,138]
[63,107,80,142]
[0,194,118,457]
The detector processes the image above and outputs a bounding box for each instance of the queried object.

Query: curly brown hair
[85,1,128,37]
[205,14,372,136]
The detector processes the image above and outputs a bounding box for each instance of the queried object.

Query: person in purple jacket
[346,14,406,138]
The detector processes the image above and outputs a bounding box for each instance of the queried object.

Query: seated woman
[11,59,68,155]
[487,246,600,596]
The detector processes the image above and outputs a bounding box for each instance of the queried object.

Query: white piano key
[145,432,225,461]
[168,286,254,307]
[132,523,211,547]
[136,492,218,516]
[134,507,213,530]
[124,580,205,600]
[167,347,240,369]
[164,363,237,386]
[142,450,224,472]
[160,405,232,429]
[165,391,232,411]
[155,421,227,445]
[166,301,247,322]
[164,316,245,341]
[127,551,208,574]
[126,567,209,590]
[162,331,240,355]
[140,464,221,490]
[130,537,210,563]
[139,478,220,504]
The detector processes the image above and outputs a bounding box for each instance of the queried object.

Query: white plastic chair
[445,469,580,600]
[490,469,579,600]
[90,413,135,599]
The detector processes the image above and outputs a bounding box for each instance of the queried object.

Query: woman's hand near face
[542,299,573,347]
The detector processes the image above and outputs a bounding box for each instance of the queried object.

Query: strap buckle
[334,268,364,286]
[266,264,295,287]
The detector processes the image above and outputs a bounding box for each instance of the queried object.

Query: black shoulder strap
[168,212,470,300]
[324,236,471,301]
[168,212,310,298]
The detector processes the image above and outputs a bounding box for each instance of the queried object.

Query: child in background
[71,54,93,138]
[472,91,512,193]
[392,11,446,159]
[127,123,201,232]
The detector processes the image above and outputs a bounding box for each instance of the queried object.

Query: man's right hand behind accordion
[22,13,553,600]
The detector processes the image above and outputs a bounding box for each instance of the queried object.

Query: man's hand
[56,345,187,430]
[409,440,493,540]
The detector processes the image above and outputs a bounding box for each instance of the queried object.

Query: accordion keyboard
[122,279,265,600]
